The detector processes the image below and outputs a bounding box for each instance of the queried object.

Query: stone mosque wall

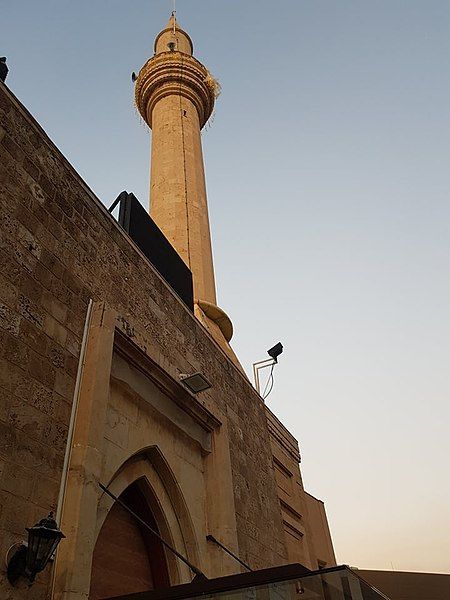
[0,81,282,598]
[0,80,334,600]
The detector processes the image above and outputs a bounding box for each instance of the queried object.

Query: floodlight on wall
[179,372,212,394]
[252,342,284,400]
[7,512,65,585]
[267,342,283,363]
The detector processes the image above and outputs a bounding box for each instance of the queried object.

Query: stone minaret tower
[135,15,239,361]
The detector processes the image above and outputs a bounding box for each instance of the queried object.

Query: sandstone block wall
[266,408,336,570]
[0,80,287,599]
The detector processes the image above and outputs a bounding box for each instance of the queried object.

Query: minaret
[135,14,238,356]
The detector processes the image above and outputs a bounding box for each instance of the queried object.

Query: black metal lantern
[7,512,65,585]
[26,512,65,581]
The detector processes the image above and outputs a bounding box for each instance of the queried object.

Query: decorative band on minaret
[135,40,215,129]
[135,15,234,346]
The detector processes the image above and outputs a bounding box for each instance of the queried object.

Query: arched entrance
[89,480,170,600]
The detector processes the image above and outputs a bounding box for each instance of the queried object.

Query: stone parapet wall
[265,406,301,464]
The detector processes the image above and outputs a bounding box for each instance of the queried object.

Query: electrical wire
[262,362,275,400]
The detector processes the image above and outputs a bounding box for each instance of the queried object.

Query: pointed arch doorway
[89,480,170,600]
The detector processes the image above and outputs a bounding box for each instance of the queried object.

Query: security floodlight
[267,342,283,363]
[253,341,284,399]
[179,372,212,394]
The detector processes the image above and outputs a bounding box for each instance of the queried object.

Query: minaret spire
[171,0,176,32]
[134,16,239,358]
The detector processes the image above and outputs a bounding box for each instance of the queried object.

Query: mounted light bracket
[179,372,212,394]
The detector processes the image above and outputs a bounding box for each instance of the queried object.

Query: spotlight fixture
[267,342,283,363]
[7,512,65,585]
[179,372,212,394]
[252,341,284,399]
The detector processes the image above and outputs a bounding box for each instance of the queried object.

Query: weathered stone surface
[0,79,283,573]
[0,75,334,600]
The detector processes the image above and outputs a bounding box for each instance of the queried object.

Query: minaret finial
[172,0,176,33]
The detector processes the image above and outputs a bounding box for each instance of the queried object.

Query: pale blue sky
[3,0,450,573]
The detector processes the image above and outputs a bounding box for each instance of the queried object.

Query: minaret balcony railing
[135,51,215,128]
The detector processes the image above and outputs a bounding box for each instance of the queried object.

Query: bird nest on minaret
[204,72,221,99]
[134,51,217,129]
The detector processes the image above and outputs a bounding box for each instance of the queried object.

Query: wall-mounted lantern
[7,512,65,585]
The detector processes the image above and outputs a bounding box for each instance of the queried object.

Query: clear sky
[3,0,450,574]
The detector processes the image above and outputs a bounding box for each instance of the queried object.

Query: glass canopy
[108,564,390,600]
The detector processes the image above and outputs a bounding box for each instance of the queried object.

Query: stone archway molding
[96,446,201,586]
